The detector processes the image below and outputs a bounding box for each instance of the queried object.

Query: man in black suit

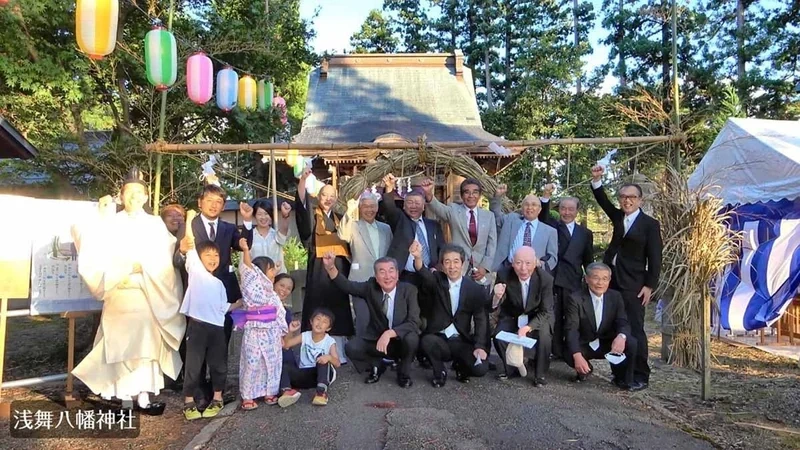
[591,165,662,388]
[174,184,253,406]
[564,262,642,390]
[411,242,490,387]
[538,186,595,359]
[379,173,445,368]
[323,252,421,388]
[175,184,253,343]
[491,246,554,386]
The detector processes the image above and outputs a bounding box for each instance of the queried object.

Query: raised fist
[238,237,249,252]
[495,184,507,198]
[239,202,254,221]
[383,173,397,192]
[280,201,292,217]
[542,183,556,197]
[591,165,605,182]
[322,251,336,270]
[493,283,507,300]
[409,240,423,259]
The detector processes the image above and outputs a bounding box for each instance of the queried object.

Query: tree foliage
[0,0,315,204]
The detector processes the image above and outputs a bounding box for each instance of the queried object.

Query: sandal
[241,400,258,410]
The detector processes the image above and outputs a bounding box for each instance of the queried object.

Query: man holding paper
[411,242,490,387]
[491,246,554,386]
[564,262,643,391]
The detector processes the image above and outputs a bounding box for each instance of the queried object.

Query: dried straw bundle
[338,143,512,210]
[653,167,740,370]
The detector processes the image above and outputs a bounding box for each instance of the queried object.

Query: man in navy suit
[174,184,252,406]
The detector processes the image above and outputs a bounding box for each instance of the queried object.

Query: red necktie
[468,210,478,246]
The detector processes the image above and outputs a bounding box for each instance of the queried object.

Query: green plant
[283,236,308,271]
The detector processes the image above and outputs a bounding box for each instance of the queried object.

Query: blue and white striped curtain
[716,199,800,331]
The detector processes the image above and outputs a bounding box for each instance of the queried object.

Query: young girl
[279,308,340,407]
[237,238,288,410]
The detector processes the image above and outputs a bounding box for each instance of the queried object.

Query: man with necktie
[564,262,641,390]
[379,173,445,356]
[491,246,554,386]
[537,186,595,359]
[412,242,490,387]
[491,190,558,274]
[323,252,421,388]
[590,165,662,389]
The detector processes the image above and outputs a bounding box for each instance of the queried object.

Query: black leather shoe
[574,373,589,383]
[533,377,547,387]
[136,401,166,416]
[397,376,413,388]
[628,381,648,392]
[431,371,447,388]
[455,368,470,384]
[496,372,508,381]
[365,366,383,384]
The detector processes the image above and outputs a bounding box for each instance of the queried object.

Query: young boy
[180,210,243,420]
[279,308,340,407]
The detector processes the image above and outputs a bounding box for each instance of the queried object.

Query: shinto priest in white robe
[73,209,186,399]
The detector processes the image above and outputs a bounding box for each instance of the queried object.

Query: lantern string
[122,0,274,80]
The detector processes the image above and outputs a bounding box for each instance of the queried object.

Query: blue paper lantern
[216,66,238,112]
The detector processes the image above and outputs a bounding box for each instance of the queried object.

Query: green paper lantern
[145,26,177,91]
[257,80,273,111]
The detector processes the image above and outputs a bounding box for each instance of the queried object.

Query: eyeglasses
[618,195,640,201]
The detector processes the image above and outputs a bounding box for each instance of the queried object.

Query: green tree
[0,0,316,205]
[350,9,398,53]
[383,0,433,52]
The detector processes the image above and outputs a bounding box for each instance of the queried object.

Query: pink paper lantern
[186,52,213,105]
[273,96,287,125]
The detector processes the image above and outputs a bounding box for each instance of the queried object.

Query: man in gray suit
[421,178,497,283]
[490,185,558,273]
[338,193,393,336]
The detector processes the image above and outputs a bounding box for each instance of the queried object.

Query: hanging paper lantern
[257,80,273,111]
[216,66,238,112]
[76,0,119,60]
[144,26,177,91]
[285,149,299,167]
[186,52,213,105]
[273,96,288,125]
[238,76,257,111]
[293,157,312,178]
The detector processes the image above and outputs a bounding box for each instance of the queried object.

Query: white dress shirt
[200,215,219,240]
[442,278,461,338]
[405,217,430,272]
[251,227,287,274]
[517,278,531,329]
[382,287,397,328]
[180,248,230,326]
[564,221,575,236]
[590,291,604,331]
[510,219,539,261]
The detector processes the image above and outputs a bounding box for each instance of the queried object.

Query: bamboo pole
[0,297,8,419]
[145,134,686,154]
[151,0,176,216]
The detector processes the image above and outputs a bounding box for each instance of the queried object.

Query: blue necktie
[415,221,431,266]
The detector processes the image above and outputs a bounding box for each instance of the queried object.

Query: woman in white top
[244,200,292,274]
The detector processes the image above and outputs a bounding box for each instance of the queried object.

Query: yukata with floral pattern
[238,263,288,400]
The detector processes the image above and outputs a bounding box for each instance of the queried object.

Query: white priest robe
[73,210,186,399]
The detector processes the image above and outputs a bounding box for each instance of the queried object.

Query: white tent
[688,118,800,205]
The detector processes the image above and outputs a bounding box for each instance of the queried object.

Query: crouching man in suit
[564,262,644,391]
[492,246,554,387]
[322,251,421,388]
[411,242,490,387]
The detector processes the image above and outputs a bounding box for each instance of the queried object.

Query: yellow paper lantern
[238,75,257,111]
[286,149,299,166]
[76,0,120,60]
